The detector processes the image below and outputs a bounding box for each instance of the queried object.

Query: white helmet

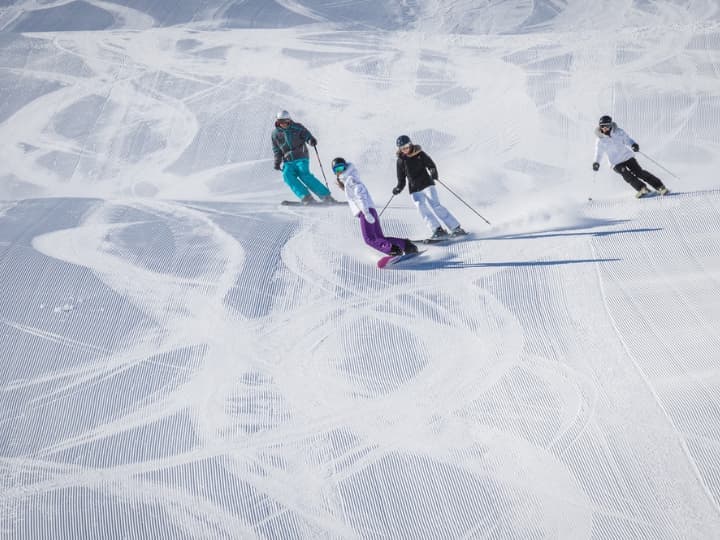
[276,110,291,121]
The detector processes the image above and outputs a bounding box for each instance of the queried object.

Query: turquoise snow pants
[282,158,330,199]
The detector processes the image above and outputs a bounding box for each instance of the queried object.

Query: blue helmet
[396,135,411,147]
[331,157,347,174]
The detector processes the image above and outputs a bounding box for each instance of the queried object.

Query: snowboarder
[392,135,466,240]
[271,110,336,204]
[592,115,670,198]
[332,157,418,256]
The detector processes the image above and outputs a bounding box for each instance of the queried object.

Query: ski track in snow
[4,191,720,538]
[1,1,720,538]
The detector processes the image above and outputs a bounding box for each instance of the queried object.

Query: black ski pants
[613,157,664,191]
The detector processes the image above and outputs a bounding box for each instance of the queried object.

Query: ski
[588,189,675,204]
[412,232,471,244]
[646,189,672,198]
[281,199,348,206]
[377,250,426,269]
[415,237,450,244]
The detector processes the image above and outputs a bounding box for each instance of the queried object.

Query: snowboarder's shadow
[398,257,621,270]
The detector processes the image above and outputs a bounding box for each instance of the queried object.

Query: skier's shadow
[487,226,662,241]
[398,218,666,269]
[482,219,663,241]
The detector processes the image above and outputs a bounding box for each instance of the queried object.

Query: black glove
[274,162,281,171]
[392,186,402,195]
[592,162,599,171]
[308,137,317,147]
[631,143,639,152]
[428,167,438,180]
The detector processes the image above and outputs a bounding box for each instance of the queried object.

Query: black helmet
[599,115,612,126]
[396,135,411,147]
[331,157,347,174]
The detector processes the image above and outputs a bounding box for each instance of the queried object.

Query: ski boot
[450,226,468,237]
[404,241,419,254]
[635,186,650,199]
[300,194,315,205]
[657,186,670,196]
[389,245,403,257]
[430,227,448,240]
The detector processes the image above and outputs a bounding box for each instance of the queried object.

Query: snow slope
[1,1,720,538]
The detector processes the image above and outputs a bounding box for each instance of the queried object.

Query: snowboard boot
[431,227,448,240]
[451,226,468,237]
[300,194,315,205]
[404,241,419,254]
[389,245,403,256]
[635,186,650,199]
[657,186,670,196]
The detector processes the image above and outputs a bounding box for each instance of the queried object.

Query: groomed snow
[1,1,720,538]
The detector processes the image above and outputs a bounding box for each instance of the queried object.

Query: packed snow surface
[1,1,720,538]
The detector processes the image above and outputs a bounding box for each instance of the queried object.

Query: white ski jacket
[338,163,375,218]
[594,123,636,167]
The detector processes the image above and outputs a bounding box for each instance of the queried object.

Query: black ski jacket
[395,145,438,194]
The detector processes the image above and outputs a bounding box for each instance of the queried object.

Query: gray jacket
[271,121,316,166]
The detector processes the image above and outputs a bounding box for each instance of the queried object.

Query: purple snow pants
[359,208,408,254]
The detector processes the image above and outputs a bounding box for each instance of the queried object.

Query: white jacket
[594,123,636,167]
[338,163,375,218]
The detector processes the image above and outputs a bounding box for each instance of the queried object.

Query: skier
[271,110,336,204]
[592,115,670,198]
[392,135,466,240]
[332,157,418,257]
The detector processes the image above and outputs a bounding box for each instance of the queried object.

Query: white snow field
[2,1,720,538]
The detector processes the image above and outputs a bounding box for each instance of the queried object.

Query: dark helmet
[331,157,347,174]
[599,115,612,126]
[396,135,411,147]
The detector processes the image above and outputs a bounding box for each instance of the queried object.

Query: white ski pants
[410,185,460,232]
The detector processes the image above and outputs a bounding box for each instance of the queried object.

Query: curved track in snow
[2,0,720,538]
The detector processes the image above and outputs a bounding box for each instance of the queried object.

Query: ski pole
[588,171,597,201]
[638,151,680,180]
[436,178,491,226]
[378,194,394,217]
[313,146,330,189]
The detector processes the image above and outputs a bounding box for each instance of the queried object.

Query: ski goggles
[332,163,347,174]
[399,143,412,152]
